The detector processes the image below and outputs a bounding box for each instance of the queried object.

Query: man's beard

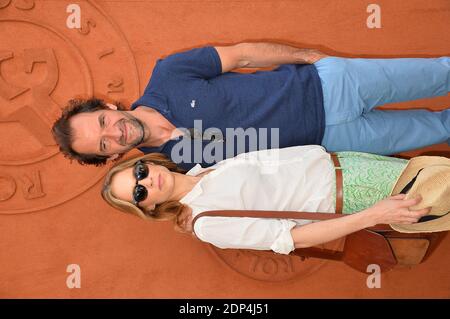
[120,113,146,148]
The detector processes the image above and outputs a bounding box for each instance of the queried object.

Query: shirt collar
[179,164,205,204]
[185,163,204,176]
[137,135,184,154]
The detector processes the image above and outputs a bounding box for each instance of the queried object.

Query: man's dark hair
[52,98,126,166]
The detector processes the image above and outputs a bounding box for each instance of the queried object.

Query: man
[52,42,450,170]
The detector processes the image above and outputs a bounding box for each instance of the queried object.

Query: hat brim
[389,156,450,233]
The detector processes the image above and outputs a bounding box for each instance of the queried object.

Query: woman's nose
[140,175,154,189]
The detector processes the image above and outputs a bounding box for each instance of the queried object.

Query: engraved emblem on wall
[0,0,140,214]
[209,237,345,282]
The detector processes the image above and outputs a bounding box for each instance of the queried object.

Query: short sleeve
[167,138,231,170]
[194,216,298,255]
[157,46,222,79]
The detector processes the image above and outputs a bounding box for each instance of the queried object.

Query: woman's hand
[364,194,431,226]
[291,194,429,248]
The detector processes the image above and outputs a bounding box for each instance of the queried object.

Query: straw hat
[389,156,450,233]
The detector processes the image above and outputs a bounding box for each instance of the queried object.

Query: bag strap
[191,209,392,239]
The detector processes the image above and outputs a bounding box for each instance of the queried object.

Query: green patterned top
[331,152,408,214]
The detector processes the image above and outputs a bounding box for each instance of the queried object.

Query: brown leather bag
[191,210,445,273]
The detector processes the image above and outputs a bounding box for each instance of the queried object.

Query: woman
[101,145,432,255]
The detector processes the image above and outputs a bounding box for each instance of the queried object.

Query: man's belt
[330,153,343,214]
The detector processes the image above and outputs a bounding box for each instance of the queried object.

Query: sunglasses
[132,160,149,207]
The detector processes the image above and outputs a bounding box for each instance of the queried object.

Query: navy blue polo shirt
[131,46,325,171]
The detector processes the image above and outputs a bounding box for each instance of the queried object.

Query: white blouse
[179,145,336,255]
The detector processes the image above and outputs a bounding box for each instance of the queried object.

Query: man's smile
[123,121,128,144]
[118,119,129,145]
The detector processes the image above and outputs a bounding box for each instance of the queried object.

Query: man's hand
[298,48,329,64]
[215,42,329,73]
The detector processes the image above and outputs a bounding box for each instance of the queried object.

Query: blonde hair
[102,153,193,234]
